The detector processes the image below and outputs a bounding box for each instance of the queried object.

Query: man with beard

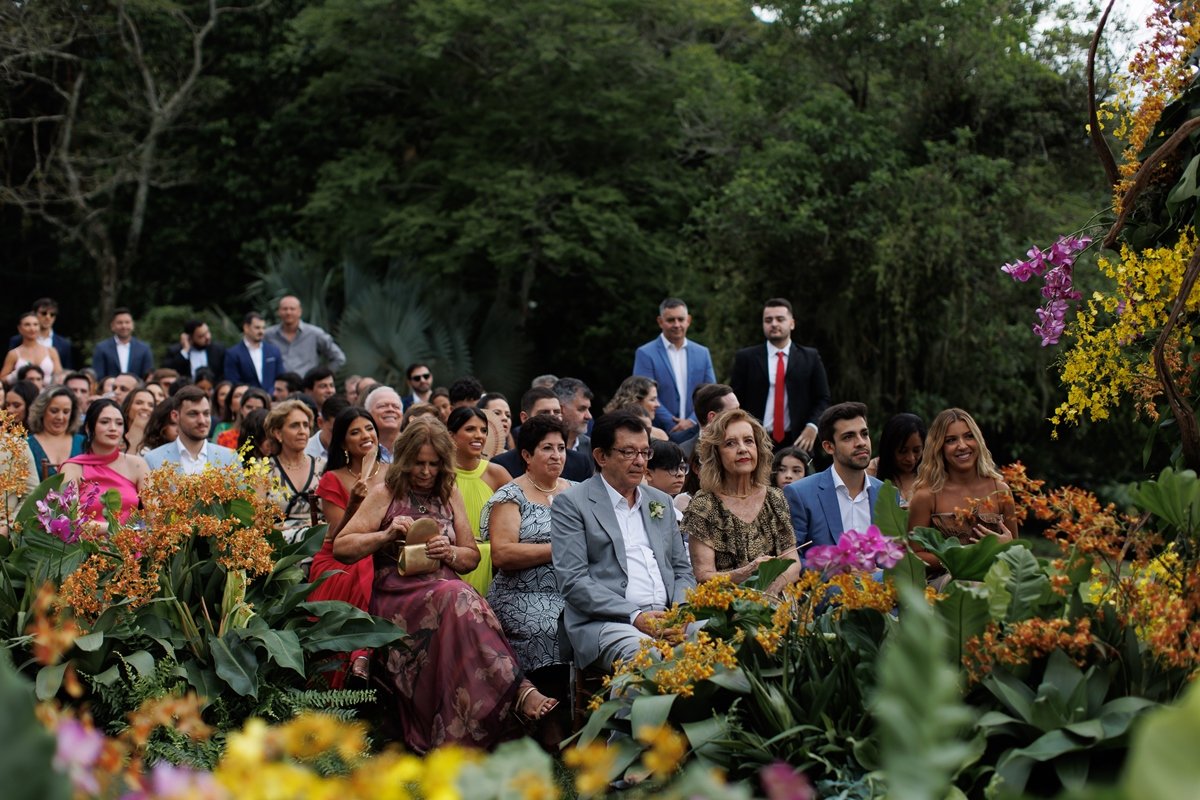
[784,402,881,560]
[164,320,226,379]
[144,386,240,473]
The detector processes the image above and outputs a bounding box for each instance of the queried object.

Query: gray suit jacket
[551,474,695,669]
[143,440,241,472]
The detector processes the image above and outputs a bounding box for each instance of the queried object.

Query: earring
[344,450,350,462]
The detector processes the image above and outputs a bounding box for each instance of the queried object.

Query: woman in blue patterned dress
[481,414,572,746]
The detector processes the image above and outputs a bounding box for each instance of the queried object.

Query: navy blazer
[491,447,594,483]
[92,337,154,380]
[9,332,73,370]
[784,466,882,558]
[164,342,226,378]
[632,337,716,432]
[223,340,283,391]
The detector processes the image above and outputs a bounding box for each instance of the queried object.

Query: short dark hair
[193,367,218,387]
[16,364,44,382]
[764,298,794,316]
[552,377,592,406]
[446,405,487,433]
[648,439,685,472]
[302,367,334,391]
[591,410,649,453]
[242,311,264,327]
[183,319,203,336]
[477,391,508,410]
[172,385,209,409]
[520,386,557,416]
[406,363,430,380]
[111,307,132,321]
[659,298,687,315]
[276,371,303,393]
[63,371,91,388]
[817,401,869,446]
[448,376,485,405]
[320,394,351,423]
[290,392,319,419]
[693,383,735,426]
[33,297,58,312]
[517,413,568,457]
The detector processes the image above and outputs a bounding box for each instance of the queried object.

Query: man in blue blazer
[223,312,283,392]
[632,298,716,443]
[92,308,154,380]
[143,386,241,473]
[785,401,881,560]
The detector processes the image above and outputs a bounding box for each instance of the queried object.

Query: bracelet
[449,547,458,565]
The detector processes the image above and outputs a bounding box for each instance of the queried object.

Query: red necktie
[772,351,786,443]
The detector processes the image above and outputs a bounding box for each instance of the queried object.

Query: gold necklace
[721,486,753,500]
[527,476,558,494]
[348,461,378,480]
[278,454,307,470]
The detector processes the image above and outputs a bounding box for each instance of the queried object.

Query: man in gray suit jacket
[143,386,240,473]
[552,410,696,672]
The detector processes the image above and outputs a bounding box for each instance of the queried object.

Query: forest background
[0,0,1150,489]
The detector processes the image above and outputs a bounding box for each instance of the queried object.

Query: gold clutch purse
[397,518,441,576]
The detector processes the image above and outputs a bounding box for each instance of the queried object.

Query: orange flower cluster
[1114,555,1200,673]
[684,574,760,611]
[125,692,212,749]
[964,617,1095,682]
[649,630,739,698]
[62,465,275,620]
[25,582,82,666]
[0,408,30,525]
[823,573,898,615]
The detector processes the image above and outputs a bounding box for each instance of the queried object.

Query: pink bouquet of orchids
[34,482,102,544]
[806,525,906,576]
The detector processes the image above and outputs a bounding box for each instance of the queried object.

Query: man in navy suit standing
[223,312,283,392]
[632,298,716,443]
[730,298,830,455]
[784,402,881,562]
[92,308,154,380]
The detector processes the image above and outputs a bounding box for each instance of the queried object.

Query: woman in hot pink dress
[60,399,148,524]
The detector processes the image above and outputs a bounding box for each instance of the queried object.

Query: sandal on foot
[515,684,558,727]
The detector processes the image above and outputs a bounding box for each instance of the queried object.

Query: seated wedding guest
[120,387,157,455]
[364,386,404,463]
[4,380,40,429]
[141,401,178,454]
[907,408,1017,574]
[237,409,272,463]
[335,421,557,752]
[646,440,688,522]
[143,386,241,474]
[212,383,247,441]
[60,399,149,523]
[447,376,485,410]
[430,387,451,422]
[684,409,800,594]
[867,412,926,508]
[28,387,84,481]
[480,414,572,748]
[98,376,116,397]
[145,382,166,405]
[212,380,233,426]
[63,372,94,420]
[307,395,351,460]
[147,368,179,395]
[216,387,270,449]
[263,399,324,540]
[3,312,63,387]
[18,363,47,392]
[274,371,303,402]
[313,408,384,686]
[771,446,808,490]
[399,402,442,433]
[191,367,217,397]
[448,407,511,594]
[344,375,363,405]
[605,376,669,441]
[478,392,514,454]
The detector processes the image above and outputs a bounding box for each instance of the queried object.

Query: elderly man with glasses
[551,410,696,674]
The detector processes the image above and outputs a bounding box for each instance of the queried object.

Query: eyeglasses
[655,464,689,476]
[410,373,432,381]
[611,447,652,461]
[38,310,57,318]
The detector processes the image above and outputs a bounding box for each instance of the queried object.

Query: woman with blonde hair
[335,421,556,753]
[604,376,668,441]
[683,408,800,593]
[27,387,84,480]
[263,399,324,539]
[907,408,1017,570]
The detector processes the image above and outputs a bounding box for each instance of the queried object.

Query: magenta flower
[120,763,225,800]
[1001,234,1092,348]
[53,718,106,795]
[760,762,815,800]
[806,525,905,575]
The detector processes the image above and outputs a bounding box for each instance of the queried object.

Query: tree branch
[1153,243,1200,469]
[1088,0,1119,186]
[1103,117,1200,249]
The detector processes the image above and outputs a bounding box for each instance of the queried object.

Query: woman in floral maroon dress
[334,418,556,752]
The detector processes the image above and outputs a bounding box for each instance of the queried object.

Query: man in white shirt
[92,308,154,380]
[784,402,882,560]
[552,410,696,672]
[224,312,283,392]
[632,298,716,442]
[144,386,240,473]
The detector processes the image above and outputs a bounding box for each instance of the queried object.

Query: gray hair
[659,297,687,315]
[552,377,592,405]
[530,374,559,390]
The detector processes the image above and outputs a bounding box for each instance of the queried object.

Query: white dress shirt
[660,334,688,419]
[831,466,872,536]
[244,338,264,384]
[115,338,131,373]
[178,442,212,476]
[187,348,209,376]
[601,477,668,619]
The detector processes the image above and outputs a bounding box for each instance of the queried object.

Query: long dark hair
[324,408,378,472]
[142,401,177,452]
[875,413,927,483]
[81,398,123,454]
[447,405,487,434]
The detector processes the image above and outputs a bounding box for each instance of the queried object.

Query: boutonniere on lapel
[649,501,666,520]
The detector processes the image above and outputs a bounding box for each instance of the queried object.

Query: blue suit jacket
[223,340,283,391]
[9,333,73,370]
[784,466,883,558]
[632,337,716,434]
[144,440,241,472]
[92,337,154,380]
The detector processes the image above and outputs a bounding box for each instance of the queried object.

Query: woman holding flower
[60,398,148,523]
[907,408,1017,572]
[335,421,557,753]
[683,408,800,594]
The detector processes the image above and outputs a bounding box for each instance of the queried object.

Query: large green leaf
[934,582,990,668]
[294,601,407,652]
[1130,467,1200,538]
[236,625,306,676]
[630,692,677,735]
[873,481,908,539]
[744,558,791,592]
[0,654,70,800]
[907,526,1021,582]
[1122,680,1200,797]
[210,634,260,698]
[12,473,64,535]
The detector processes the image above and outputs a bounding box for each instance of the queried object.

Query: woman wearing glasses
[683,408,800,593]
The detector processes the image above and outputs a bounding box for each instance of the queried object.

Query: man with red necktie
[729,298,831,454]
